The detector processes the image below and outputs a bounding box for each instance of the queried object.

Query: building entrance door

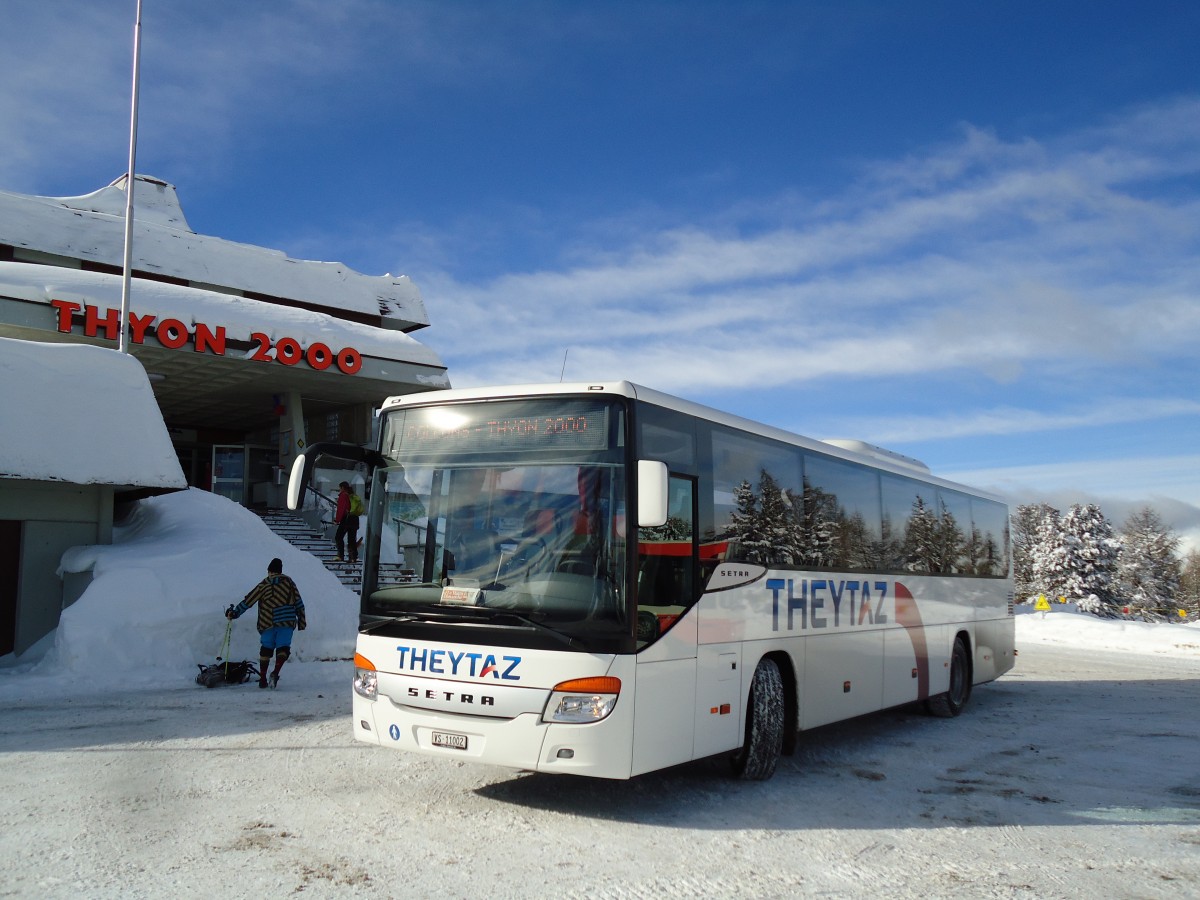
[210,445,279,506]
[212,445,246,504]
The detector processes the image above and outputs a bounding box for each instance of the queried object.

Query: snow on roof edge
[0,336,188,489]
[0,262,446,371]
[0,177,430,328]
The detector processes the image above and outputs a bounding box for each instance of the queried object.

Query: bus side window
[637,475,696,622]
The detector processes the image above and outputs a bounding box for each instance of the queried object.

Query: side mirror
[283,442,388,511]
[637,460,669,527]
[286,454,308,510]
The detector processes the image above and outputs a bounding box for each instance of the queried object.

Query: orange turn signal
[354,652,376,671]
[552,676,621,694]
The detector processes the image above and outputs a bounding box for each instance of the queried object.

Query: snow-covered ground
[1,490,1197,897]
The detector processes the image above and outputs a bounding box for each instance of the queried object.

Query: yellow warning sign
[1034,595,1052,611]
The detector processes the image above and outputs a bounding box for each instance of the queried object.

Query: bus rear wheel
[926,636,972,718]
[731,657,784,781]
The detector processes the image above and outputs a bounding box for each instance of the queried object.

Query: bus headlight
[542,676,621,724]
[353,652,378,700]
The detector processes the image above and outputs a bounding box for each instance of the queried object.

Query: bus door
[631,474,700,775]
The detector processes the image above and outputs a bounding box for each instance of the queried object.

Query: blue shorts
[259,626,295,651]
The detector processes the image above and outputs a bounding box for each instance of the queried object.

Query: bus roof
[379,381,1006,504]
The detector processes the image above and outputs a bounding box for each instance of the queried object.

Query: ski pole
[218,609,233,676]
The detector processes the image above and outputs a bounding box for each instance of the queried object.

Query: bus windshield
[362,398,630,651]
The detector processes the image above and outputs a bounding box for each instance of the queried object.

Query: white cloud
[940,457,1200,556]
[416,97,1200,399]
[409,100,1200,526]
[941,455,1200,510]
[821,399,1200,445]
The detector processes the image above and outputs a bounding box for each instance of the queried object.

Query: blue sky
[3,1,1199,542]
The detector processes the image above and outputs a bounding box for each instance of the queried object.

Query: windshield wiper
[368,606,484,627]
[370,605,587,649]
[489,611,585,649]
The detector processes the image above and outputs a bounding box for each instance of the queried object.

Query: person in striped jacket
[227,557,307,689]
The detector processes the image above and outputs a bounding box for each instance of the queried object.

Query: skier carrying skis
[226,557,306,689]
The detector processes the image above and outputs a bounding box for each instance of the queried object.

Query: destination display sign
[391,400,613,455]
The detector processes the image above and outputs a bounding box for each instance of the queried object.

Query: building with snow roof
[0,175,448,508]
[0,337,188,656]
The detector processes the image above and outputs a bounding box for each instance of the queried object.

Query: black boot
[271,647,289,689]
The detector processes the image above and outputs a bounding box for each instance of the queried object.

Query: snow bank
[1015,604,1200,657]
[38,488,359,687]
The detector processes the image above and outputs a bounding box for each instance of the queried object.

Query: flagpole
[118,0,143,354]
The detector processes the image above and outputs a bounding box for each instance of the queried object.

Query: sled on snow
[195,660,260,688]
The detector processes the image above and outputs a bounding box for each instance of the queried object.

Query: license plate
[431,730,468,751]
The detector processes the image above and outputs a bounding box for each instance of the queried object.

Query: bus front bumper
[352,692,634,779]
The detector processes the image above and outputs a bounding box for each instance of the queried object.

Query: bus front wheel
[731,657,784,781]
[926,636,972,718]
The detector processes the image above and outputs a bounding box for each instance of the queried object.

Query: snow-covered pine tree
[1116,506,1181,621]
[783,487,808,564]
[727,479,768,564]
[933,499,966,573]
[841,511,877,569]
[961,523,985,575]
[756,470,797,566]
[1179,549,1200,619]
[1029,505,1066,603]
[1013,503,1057,602]
[640,515,691,542]
[799,481,838,567]
[879,511,904,571]
[1059,503,1122,617]
[903,495,940,573]
[980,531,1003,577]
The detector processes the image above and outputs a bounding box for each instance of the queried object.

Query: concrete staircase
[255,509,416,593]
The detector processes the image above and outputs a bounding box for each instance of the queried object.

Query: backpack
[196,660,259,688]
[349,492,365,516]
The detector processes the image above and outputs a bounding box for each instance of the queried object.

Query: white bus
[289,382,1014,780]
